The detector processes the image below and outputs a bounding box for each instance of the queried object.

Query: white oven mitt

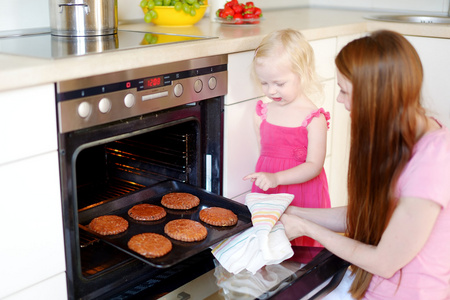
[211,193,294,274]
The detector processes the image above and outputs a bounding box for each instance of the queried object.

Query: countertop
[1,7,450,92]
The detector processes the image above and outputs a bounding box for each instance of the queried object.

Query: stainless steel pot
[51,34,119,57]
[49,0,118,36]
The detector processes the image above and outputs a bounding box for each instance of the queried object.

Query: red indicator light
[126,82,131,88]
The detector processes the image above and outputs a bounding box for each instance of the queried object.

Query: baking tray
[78,180,252,268]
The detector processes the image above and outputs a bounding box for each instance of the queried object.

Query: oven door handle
[205,154,212,192]
[308,264,348,299]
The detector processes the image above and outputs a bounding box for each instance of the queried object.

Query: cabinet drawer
[0,84,57,165]
[226,51,264,105]
[310,37,337,81]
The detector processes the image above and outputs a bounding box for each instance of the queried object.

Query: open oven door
[270,249,350,300]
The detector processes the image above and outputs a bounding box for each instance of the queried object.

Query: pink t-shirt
[365,125,450,299]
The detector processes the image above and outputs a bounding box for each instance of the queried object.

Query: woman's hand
[243,172,279,191]
[280,213,306,241]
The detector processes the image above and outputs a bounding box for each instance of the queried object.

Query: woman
[280,30,450,299]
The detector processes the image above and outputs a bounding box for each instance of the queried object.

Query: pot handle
[58,3,90,15]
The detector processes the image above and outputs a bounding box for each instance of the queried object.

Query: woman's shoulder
[416,122,450,153]
[398,125,450,206]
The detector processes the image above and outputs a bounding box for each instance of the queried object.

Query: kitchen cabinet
[223,36,355,207]
[326,33,362,208]
[309,38,339,207]
[0,84,57,165]
[406,36,450,129]
[0,84,66,299]
[223,51,263,203]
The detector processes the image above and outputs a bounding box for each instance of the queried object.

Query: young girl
[243,29,331,249]
[281,30,450,299]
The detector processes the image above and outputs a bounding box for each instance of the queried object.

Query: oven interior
[76,121,199,211]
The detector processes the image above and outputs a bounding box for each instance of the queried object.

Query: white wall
[0,0,49,32]
[310,0,449,14]
[2,0,449,32]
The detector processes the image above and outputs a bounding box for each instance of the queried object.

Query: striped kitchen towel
[211,193,294,274]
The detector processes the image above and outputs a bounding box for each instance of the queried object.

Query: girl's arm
[281,196,441,278]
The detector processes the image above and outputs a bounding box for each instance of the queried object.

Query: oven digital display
[143,76,164,89]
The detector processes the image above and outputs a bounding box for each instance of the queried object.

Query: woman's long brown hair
[335,30,427,299]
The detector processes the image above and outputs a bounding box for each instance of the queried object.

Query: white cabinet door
[326,34,361,208]
[223,98,259,202]
[322,79,335,184]
[406,36,450,129]
[0,84,57,164]
[0,152,65,299]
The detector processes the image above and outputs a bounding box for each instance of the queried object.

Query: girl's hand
[243,172,278,191]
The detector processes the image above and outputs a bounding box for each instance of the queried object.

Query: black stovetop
[0,28,214,59]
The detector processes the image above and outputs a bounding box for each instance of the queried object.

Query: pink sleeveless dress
[252,100,331,247]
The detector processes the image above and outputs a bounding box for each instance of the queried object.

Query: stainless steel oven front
[56,55,227,299]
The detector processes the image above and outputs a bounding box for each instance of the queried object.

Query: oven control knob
[194,79,203,93]
[174,83,183,97]
[77,101,91,119]
[208,76,217,90]
[124,93,135,108]
[98,98,111,113]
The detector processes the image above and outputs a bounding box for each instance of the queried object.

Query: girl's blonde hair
[253,28,323,104]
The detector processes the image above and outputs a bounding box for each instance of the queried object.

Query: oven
[57,55,230,299]
[56,53,349,300]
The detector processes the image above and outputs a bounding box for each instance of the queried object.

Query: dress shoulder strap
[256,100,268,120]
[302,108,331,129]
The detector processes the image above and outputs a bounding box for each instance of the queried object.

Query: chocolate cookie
[199,207,238,227]
[128,233,172,258]
[164,219,207,242]
[88,215,128,235]
[128,203,166,221]
[161,192,200,210]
